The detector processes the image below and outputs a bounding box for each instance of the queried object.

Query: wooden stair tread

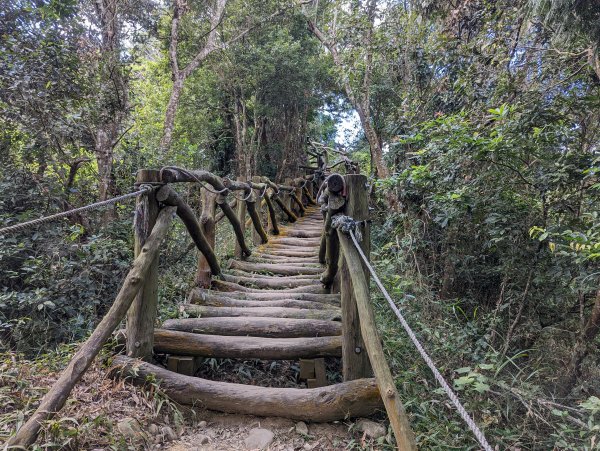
[113,355,383,422]
[151,328,341,359]
[162,316,342,338]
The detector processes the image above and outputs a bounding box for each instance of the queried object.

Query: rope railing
[0,186,154,236]
[332,215,494,451]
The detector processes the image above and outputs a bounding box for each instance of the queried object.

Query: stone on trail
[355,419,386,439]
[117,417,144,440]
[244,428,275,450]
[295,421,309,435]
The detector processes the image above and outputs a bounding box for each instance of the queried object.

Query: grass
[0,344,190,450]
[368,250,600,450]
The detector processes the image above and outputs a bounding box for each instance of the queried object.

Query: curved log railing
[8,142,418,450]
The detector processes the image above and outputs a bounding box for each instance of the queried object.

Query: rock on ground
[295,421,309,435]
[244,428,275,450]
[117,417,143,440]
[355,418,387,439]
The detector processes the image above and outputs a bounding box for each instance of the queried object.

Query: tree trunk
[160,76,185,153]
[354,103,388,177]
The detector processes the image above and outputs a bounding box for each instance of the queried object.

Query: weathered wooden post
[340,173,372,380]
[197,187,217,287]
[234,176,247,259]
[126,169,160,361]
[252,176,263,245]
[293,178,306,216]
[284,177,294,218]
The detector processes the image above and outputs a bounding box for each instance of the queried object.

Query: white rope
[348,229,494,451]
[258,185,268,198]
[231,188,253,202]
[0,186,154,235]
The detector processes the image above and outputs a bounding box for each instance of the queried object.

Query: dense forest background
[1,0,599,449]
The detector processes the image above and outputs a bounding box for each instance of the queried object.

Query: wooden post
[338,231,417,450]
[264,192,280,235]
[293,180,306,216]
[340,174,372,380]
[126,169,160,361]
[197,187,217,287]
[252,176,264,245]
[234,176,247,259]
[284,177,294,218]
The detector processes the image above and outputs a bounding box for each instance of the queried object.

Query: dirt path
[165,411,391,451]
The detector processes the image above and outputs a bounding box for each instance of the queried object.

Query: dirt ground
[165,411,391,451]
[2,354,392,450]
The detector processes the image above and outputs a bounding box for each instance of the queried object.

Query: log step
[190,287,340,303]
[181,304,341,321]
[189,291,337,310]
[212,279,328,294]
[112,355,382,422]
[162,317,342,338]
[220,273,321,290]
[228,260,324,276]
[225,269,320,280]
[151,328,342,359]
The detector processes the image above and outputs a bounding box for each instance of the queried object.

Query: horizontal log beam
[149,329,342,359]
[213,279,327,294]
[228,260,323,276]
[268,238,321,247]
[181,304,341,321]
[190,287,339,303]
[162,317,342,338]
[225,269,320,279]
[189,291,336,310]
[112,355,383,421]
[220,273,321,290]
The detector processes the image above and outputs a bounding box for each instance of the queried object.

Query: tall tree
[303,0,389,177]
[159,0,284,153]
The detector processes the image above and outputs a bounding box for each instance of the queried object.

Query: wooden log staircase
[8,150,416,449]
[114,206,384,421]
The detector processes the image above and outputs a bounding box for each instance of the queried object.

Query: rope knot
[331,214,363,242]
